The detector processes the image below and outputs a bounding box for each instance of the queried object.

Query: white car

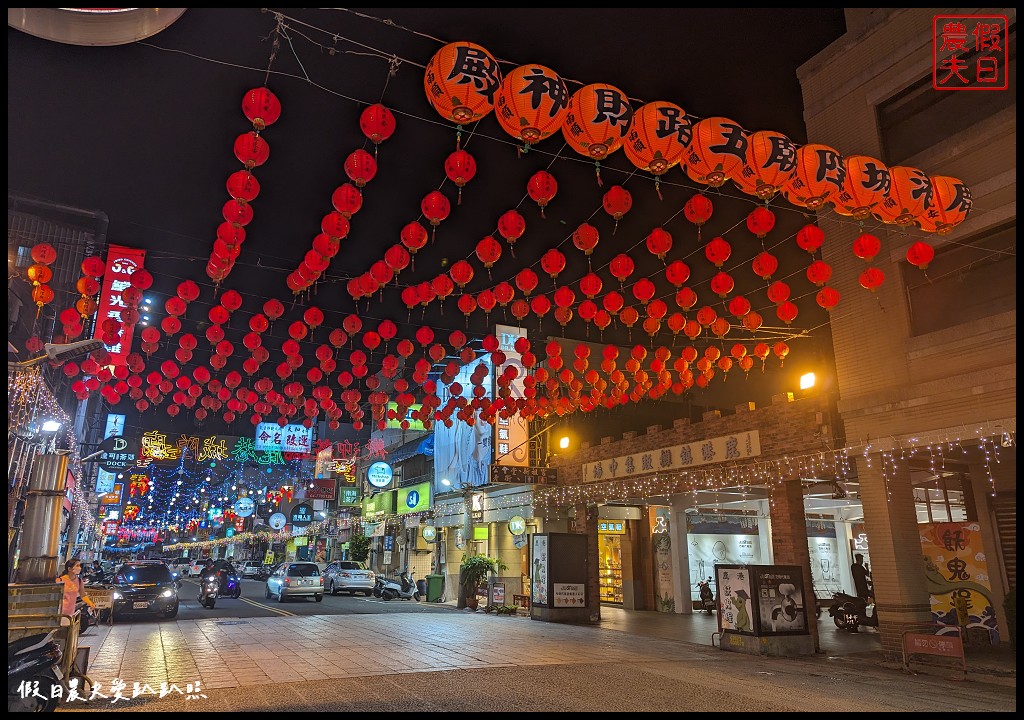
[187,559,208,577]
[239,561,262,578]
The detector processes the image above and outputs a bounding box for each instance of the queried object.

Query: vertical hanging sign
[93,244,147,368]
[494,324,529,467]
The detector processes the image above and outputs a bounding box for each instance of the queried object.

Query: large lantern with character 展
[424,41,502,135]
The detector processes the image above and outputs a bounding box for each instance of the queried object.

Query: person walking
[851,553,872,600]
[57,558,96,626]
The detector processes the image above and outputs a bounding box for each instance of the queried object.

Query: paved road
[170,578,447,621]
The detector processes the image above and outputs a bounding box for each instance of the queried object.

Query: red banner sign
[93,243,147,368]
[304,478,337,500]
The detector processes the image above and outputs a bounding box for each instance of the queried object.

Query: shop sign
[454,527,466,549]
[99,483,124,506]
[268,512,287,530]
[305,478,337,500]
[490,464,556,485]
[553,583,584,607]
[232,497,255,518]
[254,422,312,453]
[598,520,625,534]
[98,435,141,473]
[367,461,393,488]
[397,481,431,515]
[338,487,360,506]
[583,430,761,482]
[508,516,527,535]
[93,244,146,367]
[101,520,119,536]
[421,525,437,542]
[289,503,314,527]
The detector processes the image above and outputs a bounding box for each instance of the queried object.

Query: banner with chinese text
[583,431,761,482]
[93,244,146,368]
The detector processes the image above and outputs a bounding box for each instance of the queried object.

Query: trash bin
[416,578,427,598]
[426,574,444,603]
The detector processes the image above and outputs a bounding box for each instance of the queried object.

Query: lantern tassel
[456,128,462,152]
[431,226,437,244]
[655,177,663,201]
[457,187,462,206]
[595,162,603,187]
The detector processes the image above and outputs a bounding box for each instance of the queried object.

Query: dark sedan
[110,561,181,620]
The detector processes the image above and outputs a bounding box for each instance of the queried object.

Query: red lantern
[233,131,270,169]
[782,143,844,209]
[208,305,230,325]
[796,224,825,254]
[696,306,718,326]
[645,227,673,261]
[384,244,410,275]
[178,280,201,302]
[632,278,656,303]
[728,295,751,318]
[527,171,557,218]
[444,149,477,204]
[832,155,889,219]
[704,237,731,268]
[751,251,779,280]
[449,259,474,288]
[344,148,377,188]
[222,198,253,226]
[423,41,502,126]
[906,241,935,270]
[495,64,570,149]
[457,293,477,317]
[553,286,575,309]
[746,207,776,238]
[515,268,539,296]
[421,191,451,235]
[401,221,429,254]
[474,235,502,269]
[579,272,603,299]
[710,317,731,338]
[709,271,735,298]
[683,116,747,187]
[540,249,566,280]
[623,101,690,193]
[31,243,58,265]
[494,282,515,306]
[432,274,454,302]
[776,301,798,325]
[609,254,635,284]
[476,289,496,315]
[916,176,972,235]
[242,86,281,130]
[816,286,841,311]
[331,183,363,218]
[80,255,105,277]
[602,185,632,232]
[743,311,763,333]
[226,170,260,202]
[497,210,526,249]
[32,285,54,309]
[359,103,396,145]
[665,260,690,288]
[683,193,713,226]
[288,321,308,341]
[561,82,633,182]
[806,260,833,286]
[603,291,625,314]
[303,307,324,329]
[766,280,791,305]
[737,130,797,200]
[619,306,639,328]
[852,232,881,262]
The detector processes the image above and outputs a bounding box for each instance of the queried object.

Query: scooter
[827,591,878,632]
[380,571,420,601]
[8,630,64,712]
[697,577,715,614]
[372,576,385,598]
[198,574,220,609]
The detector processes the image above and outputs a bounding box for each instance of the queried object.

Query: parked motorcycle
[198,574,220,609]
[380,571,420,602]
[827,591,878,632]
[697,577,715,614]
[8,630,64,712]
[372,576,384,598]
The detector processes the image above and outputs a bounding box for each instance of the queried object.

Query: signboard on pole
[93,245,146,368]
[98,435,140,473]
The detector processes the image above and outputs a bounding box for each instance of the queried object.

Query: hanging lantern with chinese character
[623,101,691,199]
[561,82,633,185]
[871,166,931,226]
[444,148,477,205]
[495,64,570,154]
[242,86,281,131]
[424,41,502,139]
[683,116,748,188]
[781,143,845,209]
[735,130,797,200]
[916,175,972,235]
[527,171,557,218]
[832,155,890,219]
[602,185,632,234]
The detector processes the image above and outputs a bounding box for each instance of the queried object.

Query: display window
[598,533,623,604]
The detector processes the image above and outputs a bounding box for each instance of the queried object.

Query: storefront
[598,520,624,604]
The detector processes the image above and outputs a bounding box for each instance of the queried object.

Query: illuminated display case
[598,533,623,604]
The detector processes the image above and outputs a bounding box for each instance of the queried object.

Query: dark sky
[8,8,848,443]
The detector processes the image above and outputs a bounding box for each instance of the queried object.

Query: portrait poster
[532,534,549,606]
[751,565,808,635]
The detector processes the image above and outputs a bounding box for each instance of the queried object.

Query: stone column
[769,475,819,653]
[669,496,693,614]
[572,502,601,624]
[856,455,932,659]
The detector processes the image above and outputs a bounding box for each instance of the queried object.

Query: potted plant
[459,554,507,610]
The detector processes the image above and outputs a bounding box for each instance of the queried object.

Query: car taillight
[341,572,351,578]
[319,577,324,585]
[284,577,291,585]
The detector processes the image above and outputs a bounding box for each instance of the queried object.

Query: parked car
[323,560,376,596]
[239,561,262,578]
[110,561,181,619]
[187,559,208,577]
[264,562,323,602]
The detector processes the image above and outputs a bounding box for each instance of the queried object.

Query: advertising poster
[532,534,549,606]
[752,565,808,635]
[494,324,529,467]
[687,513,760,601]
[716,565,754,635]
[806,518,841,596]
[433,355,493,495]
[553,583,585,607]
[920,521,999,642]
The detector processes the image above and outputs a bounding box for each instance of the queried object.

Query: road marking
[239,596,296,616]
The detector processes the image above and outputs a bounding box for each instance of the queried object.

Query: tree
[349,533,371,562]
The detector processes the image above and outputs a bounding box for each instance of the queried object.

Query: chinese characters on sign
[92,244,146,367]
[582,431,761,482]
[933,15,1008,90]
[489,464,557,485]
[920,521,998,641]
[254,423,312,453]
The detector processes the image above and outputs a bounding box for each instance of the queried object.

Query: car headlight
[112,591,123,600]
[161,588,175,598]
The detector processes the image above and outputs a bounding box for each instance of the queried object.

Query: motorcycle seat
[8,632,57,657]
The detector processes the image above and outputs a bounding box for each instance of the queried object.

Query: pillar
[769,476,819,653]
[856,455,932,659]
[571,502,601,623]
[669,496,693,614]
